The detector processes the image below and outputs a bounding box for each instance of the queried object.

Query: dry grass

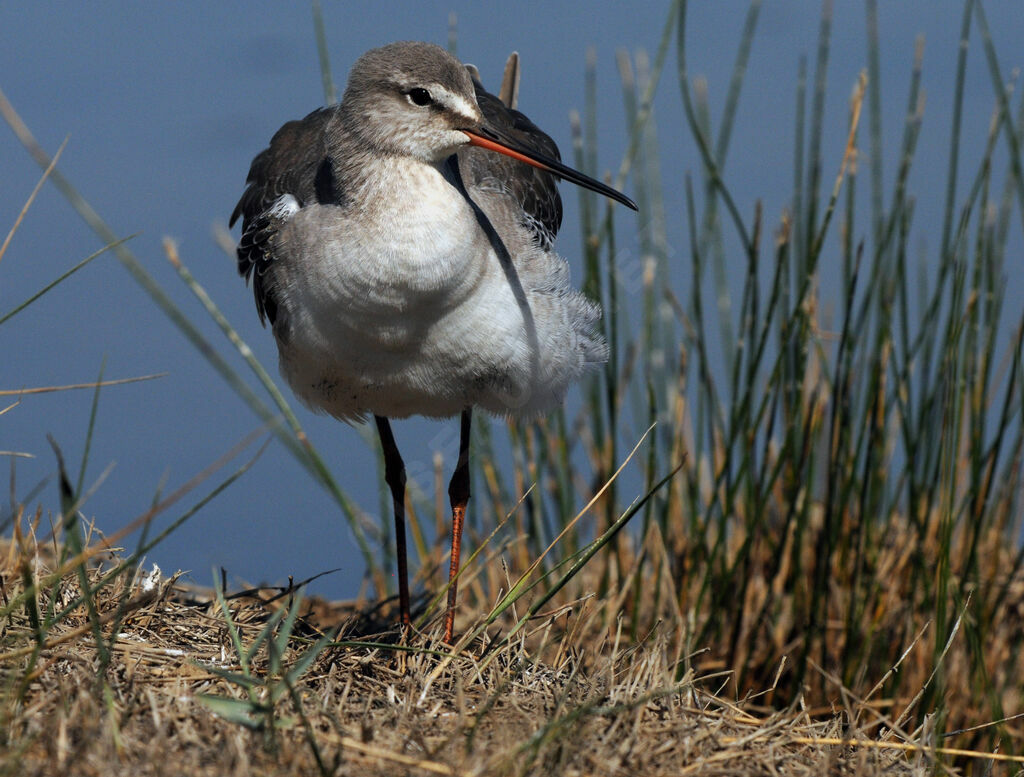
[4,532,1016,777]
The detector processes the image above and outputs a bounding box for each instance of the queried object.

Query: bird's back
[457,79,564,251]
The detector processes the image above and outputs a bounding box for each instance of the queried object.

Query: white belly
[269,160,603,421]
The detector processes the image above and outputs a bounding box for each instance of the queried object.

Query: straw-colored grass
[5,533,1001,777]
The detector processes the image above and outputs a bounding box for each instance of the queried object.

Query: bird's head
[341,41,482,163]
[340,40,637,211]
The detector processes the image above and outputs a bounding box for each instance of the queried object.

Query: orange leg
[443,408,472,644]
[375,415,410,630]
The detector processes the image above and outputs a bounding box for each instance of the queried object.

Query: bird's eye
[407,87,433,106]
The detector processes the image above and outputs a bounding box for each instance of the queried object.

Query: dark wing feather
[230,106,339,230]
[235,206,288,325]
[231,106,341,326]
[461,80,563,250]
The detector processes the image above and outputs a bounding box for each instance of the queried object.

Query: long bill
[462,126,638,212]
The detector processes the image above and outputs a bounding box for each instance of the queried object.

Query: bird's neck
[334,144,463,222]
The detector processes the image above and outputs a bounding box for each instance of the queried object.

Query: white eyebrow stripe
[431,85,479,124]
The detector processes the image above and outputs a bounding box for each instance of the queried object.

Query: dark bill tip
[463,127,638,212]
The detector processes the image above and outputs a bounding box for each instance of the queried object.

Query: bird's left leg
[375,415,411,631]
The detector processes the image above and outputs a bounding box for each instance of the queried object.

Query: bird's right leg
[443,408,472,644]
[375,415,411,629]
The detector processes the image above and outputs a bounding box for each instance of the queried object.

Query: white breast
[269,159,510,418]
[265,155,603,422]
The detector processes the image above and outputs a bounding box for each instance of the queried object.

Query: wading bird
[231,41,636,643]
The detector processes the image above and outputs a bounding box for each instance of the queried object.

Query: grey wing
[231,106,340,326]
[459,78,564,251]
